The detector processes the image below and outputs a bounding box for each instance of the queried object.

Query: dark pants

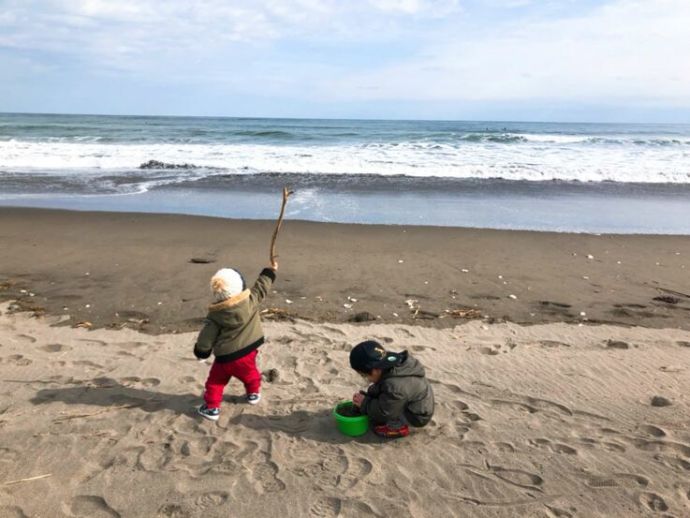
[371,408,431,428]
[405,409,431,428]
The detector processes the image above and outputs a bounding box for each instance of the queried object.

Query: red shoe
[374,423,410,438]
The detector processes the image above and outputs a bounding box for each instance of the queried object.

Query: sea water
[1,113,689,233]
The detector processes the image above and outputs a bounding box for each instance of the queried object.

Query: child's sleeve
[249,268,277,306]
[361,386,406,423]
[194,317,220,359]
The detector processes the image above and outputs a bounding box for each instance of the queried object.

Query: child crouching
[194,264,277,421]
[351,340,435,438]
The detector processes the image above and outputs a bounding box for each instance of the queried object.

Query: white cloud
[368,0,460,16]
[322,0,690,105]
[1,0,689,112]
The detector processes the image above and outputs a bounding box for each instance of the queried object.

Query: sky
[1,0,689,122]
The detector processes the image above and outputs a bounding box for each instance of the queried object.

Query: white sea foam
[1,137,689,184]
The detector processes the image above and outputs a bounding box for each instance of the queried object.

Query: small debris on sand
[650,396,672,407]
[508,294,517,300]
[653,296,680,304]
[262,368,280,383]
[349,311,376,323]
[606,340,629,349]
[444,308,482,319]
[260,308,295,321]
[189,257,216,264]
[73,321,93,329]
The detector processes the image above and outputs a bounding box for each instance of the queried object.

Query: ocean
[1,113,689,233]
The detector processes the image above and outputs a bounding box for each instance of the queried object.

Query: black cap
[350,340,403,373]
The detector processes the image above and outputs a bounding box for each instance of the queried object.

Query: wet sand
[1,207,689,332]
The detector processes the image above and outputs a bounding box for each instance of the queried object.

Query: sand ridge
[1,304,689,517]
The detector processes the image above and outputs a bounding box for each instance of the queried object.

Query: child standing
[350,340,435,438]
[194,263,277,421]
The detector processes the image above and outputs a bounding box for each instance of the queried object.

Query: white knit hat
[210,268,245,302]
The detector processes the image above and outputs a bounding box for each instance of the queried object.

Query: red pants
[203,350,261,408]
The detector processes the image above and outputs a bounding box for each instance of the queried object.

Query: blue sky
[1,0,689,122]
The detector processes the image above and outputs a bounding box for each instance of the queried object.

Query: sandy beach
[1,208,689,517]
[1,208,689,332]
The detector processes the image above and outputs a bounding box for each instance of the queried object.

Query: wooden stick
[270,187,293,266]
[2,473,52,486]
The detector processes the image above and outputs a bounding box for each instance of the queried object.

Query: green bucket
[333,401,369,437]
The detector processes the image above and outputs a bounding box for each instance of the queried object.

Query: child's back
[195,266,276,420]
[194,267,276,363]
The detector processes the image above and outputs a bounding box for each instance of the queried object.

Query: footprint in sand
[120,376,161,388]
[73,360,104,369]
[410,344,437,352]
[0,506,29,518]
[41,343,72,353]
[15,334,37,344]
[545,505,575,518]
[338,457,374,490]
[157,503,186,518]
[193,492,229,510]
[113,341,148,350]
[489,399,538,414]
[529,438,578,455]
[1,354,32,366]
[582,473,649,489]
[539,340,571,348]
[638,492,668,513]
[0,447,19,464]
[249,453,286,494]
[309,497,342,518]
[65,495,120,518]
[605,340,630,349]
[479,346,500,356]
[677,341,690,348]
[626,438,690,457]
[490,466,544,490]
[300,446,349,488]
[76,338,107,347]
[638,424,666,438]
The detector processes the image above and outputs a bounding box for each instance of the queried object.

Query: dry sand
[1,304,689,517]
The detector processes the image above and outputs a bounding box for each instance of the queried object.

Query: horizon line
[1,110,688,126]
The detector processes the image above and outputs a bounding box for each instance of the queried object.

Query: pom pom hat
[210,268,246,302]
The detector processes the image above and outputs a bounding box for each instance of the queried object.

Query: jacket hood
[208,289,250,312]
[384,352,425,379]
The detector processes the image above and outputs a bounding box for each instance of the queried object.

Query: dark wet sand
[1,207,689,332]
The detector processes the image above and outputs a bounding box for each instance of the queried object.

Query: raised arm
[249,267,277,306]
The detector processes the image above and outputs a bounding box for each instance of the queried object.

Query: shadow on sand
[29,377,379,444]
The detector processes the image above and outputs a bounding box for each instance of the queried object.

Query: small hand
[352,392,365,407]
[271,259,279,271]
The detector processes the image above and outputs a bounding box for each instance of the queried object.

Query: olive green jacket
[194,268,276,363]
[361,352,435,427]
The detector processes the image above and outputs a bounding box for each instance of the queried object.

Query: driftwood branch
[270,187,293,266]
